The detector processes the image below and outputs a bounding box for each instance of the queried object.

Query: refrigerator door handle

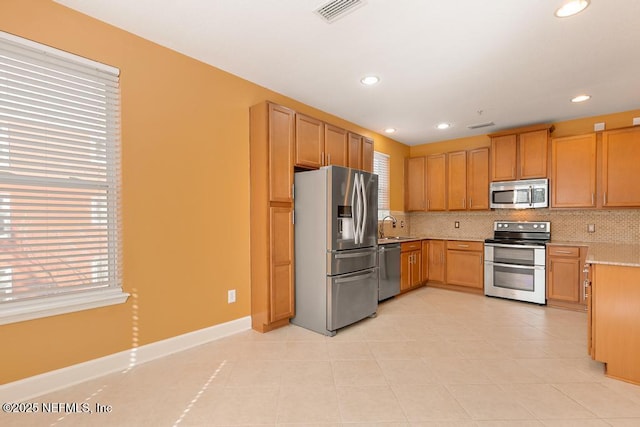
[351,174,360,244]
[334,268,377,284]
[359,173,367,244]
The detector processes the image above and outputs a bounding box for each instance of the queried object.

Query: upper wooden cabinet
[447,151,467,210]
[345,132,373,172]
[602,127,640,207]
[324,124,348,167]
[467,147,490,210]
[293,115,372,171]
[362,137,374,172]
[405,157,426,211]
[295,113,324,169]
[491,134,517,181]
[265,103,295,203]
[406,147,489,213]
[490,125,551,181]
[551,134,597,208]
[426,153,447,211]
[348,132,363,170]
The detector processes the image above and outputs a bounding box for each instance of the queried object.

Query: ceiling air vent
[315,0,365,23]
[467,121,496,130]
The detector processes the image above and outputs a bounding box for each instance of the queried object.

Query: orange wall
[0,0,407,383]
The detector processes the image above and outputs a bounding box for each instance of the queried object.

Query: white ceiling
[54,0,640,145]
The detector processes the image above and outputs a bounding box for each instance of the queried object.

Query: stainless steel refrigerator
[292,165,378,336]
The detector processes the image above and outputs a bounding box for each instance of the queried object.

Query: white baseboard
[1,316,251,402]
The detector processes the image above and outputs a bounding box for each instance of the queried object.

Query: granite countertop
[548,241,640,267]
[378,236,485,245]
[584,243,640,267]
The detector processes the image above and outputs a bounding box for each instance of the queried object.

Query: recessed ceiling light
[436,123,451,130]
[360,75,380,86]
[555,0,590,18]
[384,128,396,134]
[571,94,591,103]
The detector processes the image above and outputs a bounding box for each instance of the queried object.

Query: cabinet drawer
[548,246,580,257]
[446,240,483,252]
[401,241,422,252]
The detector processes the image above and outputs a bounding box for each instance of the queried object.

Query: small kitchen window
[0,31,127,324]
[373,151,390,219]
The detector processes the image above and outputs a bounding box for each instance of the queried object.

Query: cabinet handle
[555,250,572,254]
[603,192,607,205]
[457,244,469,248]
[591,193,595,206]
[469,198,472,209]
[462,198,466,208]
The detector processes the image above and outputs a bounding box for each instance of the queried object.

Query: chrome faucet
[379,215,397,238]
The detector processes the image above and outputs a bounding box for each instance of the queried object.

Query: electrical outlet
[633,117,640,126]
[594,122,605,131]
[455,221,460,228]
[228,289,236,304]
[400,220,405,228]
[587,224,596,233]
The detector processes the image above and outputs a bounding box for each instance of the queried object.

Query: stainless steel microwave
[490,179,549,209]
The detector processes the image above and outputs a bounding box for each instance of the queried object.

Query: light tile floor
[4,287,640,426]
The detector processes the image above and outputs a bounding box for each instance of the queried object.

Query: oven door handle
[485,261,546,270]
[484,243,546,250]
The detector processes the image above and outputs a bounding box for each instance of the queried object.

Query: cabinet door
[447,151,467,210]
[410,250,422,287]
[348,132,363,170]
[421,240,429,282]
[446,249,483,289]
[548,256,580,303]
[400,251,412,292]
[324,124,348,167]
[467,147,489,210]
[405,157,426,211]
[269,206,294,322]
[602,127,640,207]
[295,114,323,169]
[491,134,517,181]
[362,137,374,172]
[551,134,596,208]
[427,240,445,283]
[426,154,447,211]
[268,103,295,202]
[519,129,548,179]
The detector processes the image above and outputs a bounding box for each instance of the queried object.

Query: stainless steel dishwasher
[378,243,401,301]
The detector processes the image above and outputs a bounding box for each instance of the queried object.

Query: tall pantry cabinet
[250,102,295,332]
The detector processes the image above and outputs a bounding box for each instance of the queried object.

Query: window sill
[0,288,130,325]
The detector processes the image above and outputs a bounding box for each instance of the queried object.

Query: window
[0,31,127,324]
[373,151,390,219]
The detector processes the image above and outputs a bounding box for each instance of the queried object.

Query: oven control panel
[494,221,550,233]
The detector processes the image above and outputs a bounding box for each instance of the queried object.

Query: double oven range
[484,221,550,305]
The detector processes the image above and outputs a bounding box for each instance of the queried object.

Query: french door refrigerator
[292,165,378,336]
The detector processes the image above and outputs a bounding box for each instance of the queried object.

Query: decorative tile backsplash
[401,209,640,243]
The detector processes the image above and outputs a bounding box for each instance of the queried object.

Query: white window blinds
[0,31,125,323]
[373,151,390,211]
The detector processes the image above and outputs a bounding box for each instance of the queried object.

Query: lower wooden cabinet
[547,245,587,311]
[589,263,640,385]
[445,241,483,289]
[400,241,422,292]
[427,240,445,283]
